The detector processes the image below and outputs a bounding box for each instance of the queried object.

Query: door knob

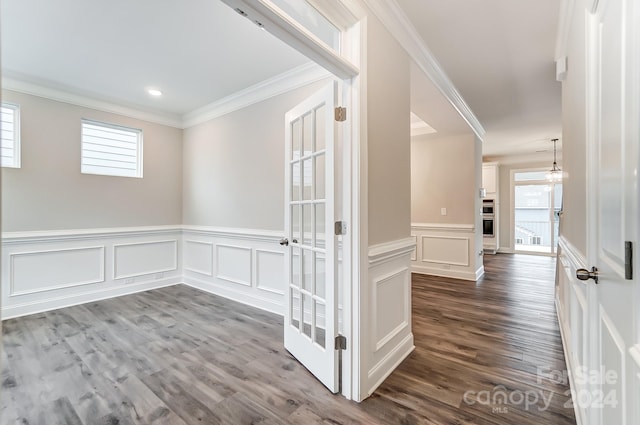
[279,238,289,246]
[576,267,599,284]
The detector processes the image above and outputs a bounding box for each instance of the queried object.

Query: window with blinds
[1,103,21,168]
[81,119,143,178]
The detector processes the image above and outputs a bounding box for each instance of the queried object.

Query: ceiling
[397,0,562,157]
[1,0,561,157]
[0,0,310,120]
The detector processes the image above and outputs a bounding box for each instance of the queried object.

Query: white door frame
[219,0,365,400]
[509,167,562,256]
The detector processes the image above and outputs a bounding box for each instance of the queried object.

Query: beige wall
[366,16,411,246]
[1,90,183,232]
[411,134,477,224]
[182,80,328,230]
[559,5,587,256]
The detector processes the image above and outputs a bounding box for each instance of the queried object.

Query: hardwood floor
[1,253,575,424]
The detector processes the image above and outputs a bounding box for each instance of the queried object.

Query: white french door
[584,0,639,423]
[283,82,339,393]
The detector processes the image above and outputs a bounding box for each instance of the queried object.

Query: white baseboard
[364,333,414,399]
[2,278,181,320]
[411,265,479,281]
[183,276,283,316]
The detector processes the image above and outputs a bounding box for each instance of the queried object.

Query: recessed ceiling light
[147,88,163,97]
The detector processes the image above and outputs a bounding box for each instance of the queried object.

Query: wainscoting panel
[181,227,285,315]
[216,244,252,286]
[421,235,469,266]
[631,345,640,422]
[411,223,482,281]
[363,237,415,400]
[255,249,285,295]
[10,246,105,296]
[113,240,178,280]
[184,240,214,276]
[556,237,588,425]
[2,226,183,319]
[599,307,626,424]
[373,267,410,352]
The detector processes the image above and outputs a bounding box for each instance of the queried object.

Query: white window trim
[1,102,21,168]
[81,119,143,178]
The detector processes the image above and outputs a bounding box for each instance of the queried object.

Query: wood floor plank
[1,253,575,424]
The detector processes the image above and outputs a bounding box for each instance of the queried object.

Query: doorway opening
[511,169,562,255]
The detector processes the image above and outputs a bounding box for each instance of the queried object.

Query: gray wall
[182,80,328,230]
[366,15,411,246]
[411,133,477,225]
[1,90,183,232]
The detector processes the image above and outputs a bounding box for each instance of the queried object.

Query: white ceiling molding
[3,63,331,130]
[362,0,486,141]
[555,0,577,60]
[2,77,184,128]
[182,62,331,128]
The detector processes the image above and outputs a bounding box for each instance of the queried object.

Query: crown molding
[1,78,184,128]
[555,0,577,60]
[2,63,331,130]
[182,62,331,128]
[362,0,486,141]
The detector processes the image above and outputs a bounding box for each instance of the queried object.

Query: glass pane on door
[288,104,329,346]
[514,184,552,253]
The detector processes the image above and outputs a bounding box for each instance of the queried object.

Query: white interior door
[586,0,639,423]
[283,82,339,393]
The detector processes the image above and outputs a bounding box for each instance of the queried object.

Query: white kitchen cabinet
[482,163,499,196]
[482,162,499,254]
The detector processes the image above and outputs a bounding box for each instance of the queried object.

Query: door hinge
[335,335,347,350]
[335,106,347,122]
[334,221,347,236]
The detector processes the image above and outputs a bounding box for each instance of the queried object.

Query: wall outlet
[125,278,135,284]
[442,264,451,270]
[441,207,447,216]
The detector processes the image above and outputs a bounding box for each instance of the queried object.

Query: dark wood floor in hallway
[377,253,576,424]
[1,253,575,424]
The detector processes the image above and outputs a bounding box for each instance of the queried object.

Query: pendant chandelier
[546,138,562,182]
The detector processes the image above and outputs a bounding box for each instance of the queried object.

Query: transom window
[81,119,143,178]
[1,103,21,168]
